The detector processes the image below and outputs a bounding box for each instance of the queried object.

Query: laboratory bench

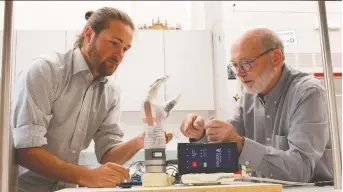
[55,183,337,192]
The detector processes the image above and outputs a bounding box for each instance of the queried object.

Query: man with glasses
[180,28,333,182]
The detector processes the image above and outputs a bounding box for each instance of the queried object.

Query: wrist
[189,129,206,142]
[235,136,245,153]
[134,134,145,150]
[72,164,91,187]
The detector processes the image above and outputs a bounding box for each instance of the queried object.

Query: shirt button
[78,129,81,132]
[72,150,76,154]
[274,101,277,104]
[245,161,250,166]
[270,173,273,177]
[267,138,271,142]
[267,115,270,118]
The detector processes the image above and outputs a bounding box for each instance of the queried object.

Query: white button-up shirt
[11,48,124,192]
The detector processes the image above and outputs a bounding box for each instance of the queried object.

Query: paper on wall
[276,30,297,46]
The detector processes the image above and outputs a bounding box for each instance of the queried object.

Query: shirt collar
[72,48,108,83]
[258,64,291,104]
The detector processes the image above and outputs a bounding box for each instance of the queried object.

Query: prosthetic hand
[142,75,181,187]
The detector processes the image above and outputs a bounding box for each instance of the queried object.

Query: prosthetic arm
[141,75,181,187]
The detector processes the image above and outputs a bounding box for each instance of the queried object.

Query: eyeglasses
[228,48,276,73]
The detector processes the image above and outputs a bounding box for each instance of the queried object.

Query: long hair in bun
[75,7,135,48]
[85,11,94,20]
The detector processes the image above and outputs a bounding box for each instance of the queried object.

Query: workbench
[55,183,337,192]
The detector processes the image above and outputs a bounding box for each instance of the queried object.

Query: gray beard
[241,66,277,94]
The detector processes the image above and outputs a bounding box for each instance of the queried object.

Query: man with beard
[11,7,172,192]
[180,28,333,183]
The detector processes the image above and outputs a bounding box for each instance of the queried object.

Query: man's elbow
[15,147,40,167]
[98,147,121,165]
[285,158,314,183]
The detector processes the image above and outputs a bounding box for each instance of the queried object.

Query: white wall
[224,1,342,13]
[222,1,342,55]
[11,1,130,30]
[0,1,205,31]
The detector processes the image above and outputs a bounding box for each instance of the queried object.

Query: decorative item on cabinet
[138,17,181,30]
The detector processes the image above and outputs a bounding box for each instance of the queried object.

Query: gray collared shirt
[11,48,124,192]
[193,64,333,182]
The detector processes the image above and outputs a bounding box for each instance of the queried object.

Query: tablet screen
[177,142,239,175]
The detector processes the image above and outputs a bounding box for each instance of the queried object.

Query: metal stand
[317,1,342,189]
[0,1,14,192]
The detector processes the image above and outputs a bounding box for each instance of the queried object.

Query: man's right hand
[81,162,130,188]
[180,113,205,140]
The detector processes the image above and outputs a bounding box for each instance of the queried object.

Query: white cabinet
[164,30,215,110]
[12,30,215,112]
[116,31,165,111]
[15,30,66,76]
[66,30,81,51]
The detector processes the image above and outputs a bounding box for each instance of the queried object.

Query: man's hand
[205,117,244,152]
[165,132,173,143]
[180,113,205,140]
[81,162,130,188]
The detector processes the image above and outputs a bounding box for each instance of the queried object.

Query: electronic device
[177,142,240,175]
[118,181,142,189]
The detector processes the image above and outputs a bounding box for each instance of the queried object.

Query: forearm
[238,138,314,182]
[16,147,90,186]
[100,136,142,165]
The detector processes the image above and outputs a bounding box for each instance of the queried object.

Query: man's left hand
[165,132,173,144]
[205,117,244,152]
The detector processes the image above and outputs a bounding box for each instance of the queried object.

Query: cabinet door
[15,30,66,76]
[66,30,81,51]
[115,31,165,111]
[164,30,215,110]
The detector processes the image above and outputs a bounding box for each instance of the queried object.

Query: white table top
[56,185,337,192]
[282,186,336,192]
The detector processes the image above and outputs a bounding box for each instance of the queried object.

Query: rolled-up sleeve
[11,58,58,149]
[93,92,124,163]
[238,87,329,182]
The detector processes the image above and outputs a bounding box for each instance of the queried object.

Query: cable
[244,176,314,186]
[234,175,333,187]
[128,161,145,169]
[166,164,180,184]
[167,165,178,171]
[128,161,145,180]
[166,165,178,177]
